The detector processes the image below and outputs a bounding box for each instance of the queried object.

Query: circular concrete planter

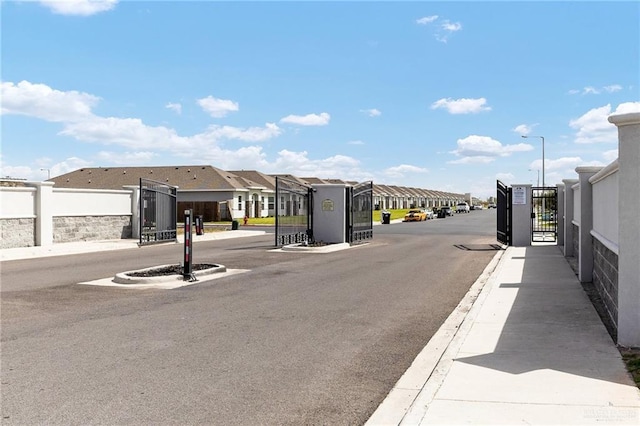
[113,263,227,284]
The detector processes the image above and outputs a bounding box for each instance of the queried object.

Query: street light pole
[522,135,545,188]
[40,168,51,180]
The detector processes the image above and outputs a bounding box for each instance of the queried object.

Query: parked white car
[456,202,470,213]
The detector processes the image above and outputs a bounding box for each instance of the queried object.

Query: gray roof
[50,165,249,191]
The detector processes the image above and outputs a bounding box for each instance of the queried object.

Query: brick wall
[53,216,132,243]
[592,237,618,333]
[1,218,36,249]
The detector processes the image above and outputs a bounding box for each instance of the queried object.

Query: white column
[562,179,578,257]
[34,182,55,247]
[123,185,140,239]
[575,167,602,283]
[608,112,640,347]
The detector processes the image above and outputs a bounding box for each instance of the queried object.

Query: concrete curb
[113,263,227,284]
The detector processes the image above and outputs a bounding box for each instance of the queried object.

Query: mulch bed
[127,264,219,277]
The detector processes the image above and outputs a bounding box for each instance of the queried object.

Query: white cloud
[383,164,428,178]
[604,85,622,93]
[442,20,462,32]
[263,150,372,182]
[449,135,533,164]
[416,15,439,25]
[602,149,618,162]
[39,0,118,16]
[96,151,158,164]
[416,15,462,43]
[50,157,94,177]
[197,95,239,118]
[496,172,515,183]
[569,84,624,96]
[570,102,640,144]
[165,102,182,115]
[360,108,381,117]
[513,123,536,136]
[280,112,330,126]
[431,97,491,114]
[348,140,365,145]
[1,80,99,122]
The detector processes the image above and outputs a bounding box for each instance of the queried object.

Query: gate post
[575,167,602,283]
[511,184,532,247]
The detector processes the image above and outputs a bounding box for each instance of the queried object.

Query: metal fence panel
[275,177,312,246]
[349,181,373,243]
[497,180,511,246]
[531,186,558,242]
[140,178,178,245]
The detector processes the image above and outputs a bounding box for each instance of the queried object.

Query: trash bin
[231,220,239,230]
[195,215,204,235]
[381,211,391,224]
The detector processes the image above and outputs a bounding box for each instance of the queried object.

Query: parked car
[404,208,428,222]
[440,206,453,216]
[488,203,497,209]
[456,202,470,213]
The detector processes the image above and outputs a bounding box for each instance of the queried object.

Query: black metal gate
[275,176,312,246]
[531,186,558,242]
[497,180,511,246]
[347,181,373,244]
[140,178,178,245]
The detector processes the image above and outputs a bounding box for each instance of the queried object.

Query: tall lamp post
[522,135,545,188]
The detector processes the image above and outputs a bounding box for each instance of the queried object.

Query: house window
[268,197,274,210]
[280,196,285,210]
[238,195,242,211]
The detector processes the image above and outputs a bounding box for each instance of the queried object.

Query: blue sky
[2,0,639,198]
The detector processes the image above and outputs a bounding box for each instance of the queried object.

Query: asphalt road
[1,209,499,425]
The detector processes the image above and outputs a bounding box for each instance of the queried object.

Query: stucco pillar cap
[575,166,603,174]
[608,112,640,127]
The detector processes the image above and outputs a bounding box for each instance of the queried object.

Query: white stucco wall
[52,188,132,216]
[572,183,581,226]
[590,161,619,249]
[0,187,37,218]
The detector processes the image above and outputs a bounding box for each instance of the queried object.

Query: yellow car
[404,208,428,222]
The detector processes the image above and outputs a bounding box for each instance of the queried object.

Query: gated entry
[496,180,511,246]
[531,186,558,242]
[347,181,373,244]
[275,176,312,246]
[139,178,178,245]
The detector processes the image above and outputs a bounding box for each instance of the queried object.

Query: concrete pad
[434,359,640,406]
[78,269,249,290]
[419,399,640,425]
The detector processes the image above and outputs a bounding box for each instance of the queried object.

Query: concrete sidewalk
[368,245,640,425]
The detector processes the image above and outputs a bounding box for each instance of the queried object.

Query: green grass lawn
[234,209,414,225]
